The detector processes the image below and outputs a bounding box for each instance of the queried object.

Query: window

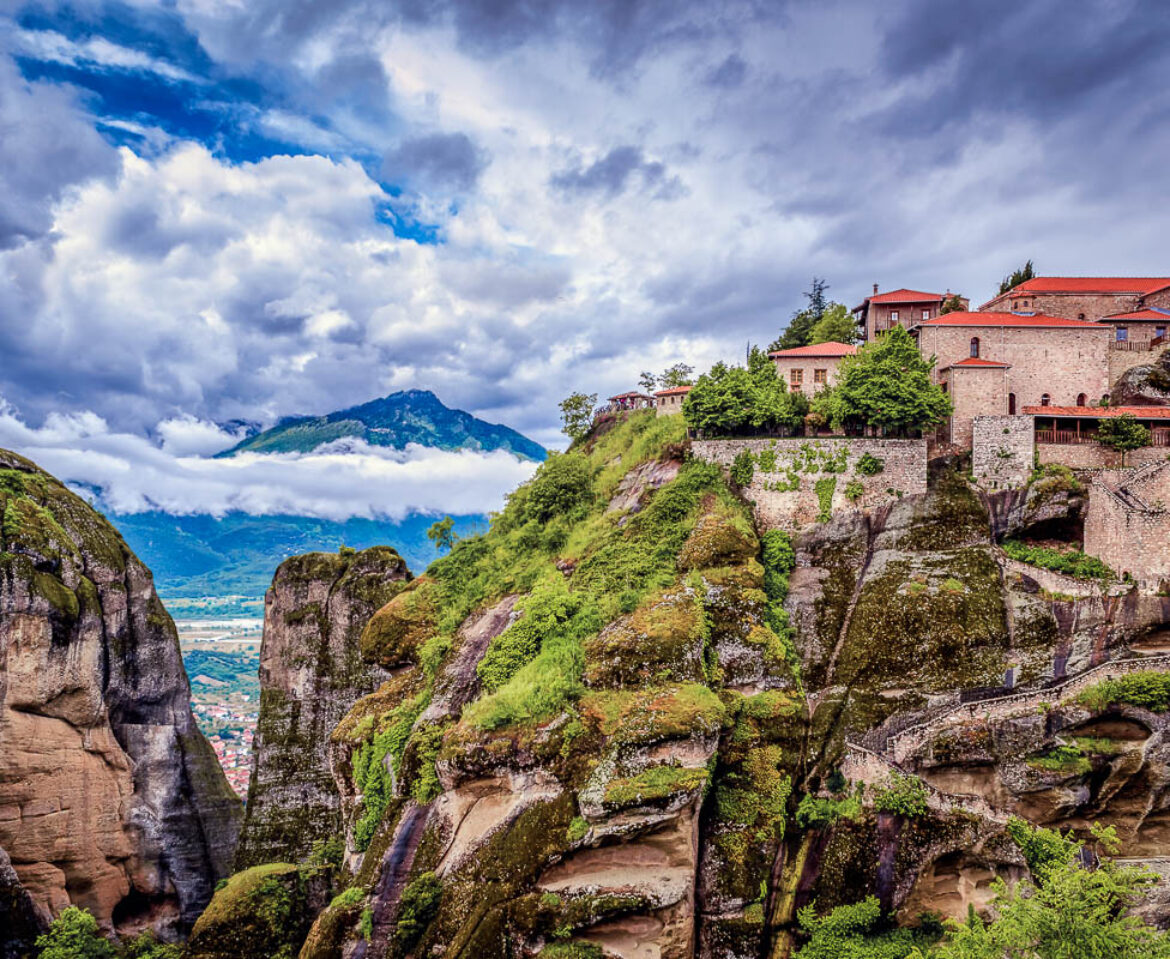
[969,336,980,358]
[1116,326,1128,342]
[921,309,930,320]
[1077,393,1087,407]
[789,369,803,392]
[1040,393,1051,407]
[814,368,827,385]
[890,310,899,323]
[1078,313,1086,320]
[1157,326,1166,340]
[1008,393,1016,415]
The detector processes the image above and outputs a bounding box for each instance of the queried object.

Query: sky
[1,0,1168,519]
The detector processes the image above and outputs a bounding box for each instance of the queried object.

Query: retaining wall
[973,416,1034,489]
[691,437,927,531]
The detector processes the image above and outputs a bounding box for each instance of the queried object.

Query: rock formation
[1113,348,1170,406]
[234,547,411,869]
[0,448,242,953]
[192,414,1170,958]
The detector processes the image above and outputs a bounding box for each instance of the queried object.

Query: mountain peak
[221,390,545,461]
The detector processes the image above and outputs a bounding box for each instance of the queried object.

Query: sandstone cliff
[235,547,411,869]
[194,414,1170,959]
[0,448,242,953]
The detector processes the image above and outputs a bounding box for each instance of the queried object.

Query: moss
[360,578,439,668]
[579,683,726,747]
[603,764,709,807]
[187,863,322,959]
[677,507,759,571]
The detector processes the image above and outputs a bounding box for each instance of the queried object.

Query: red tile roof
[866,288,946,304]
[943,357,1011,369]
[1024,406,1170,419]
[1004,277,1170,296]
[654,385,693,396]
[768,341,858,358]
[916,311,1109,329]
[1101,308,1170,321]
[608,391,654,401]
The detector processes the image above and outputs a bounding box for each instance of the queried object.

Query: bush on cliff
[683,347,808,436]
[34,908,114,959]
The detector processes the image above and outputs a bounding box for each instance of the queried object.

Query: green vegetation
[34,908,115,959]
[604,764,709,807]
[350,690,428,849]
[426,516,457,553]
[187,863,318,959]
[771,277,850,351]
[872,773,929,818]
[1077,671,1170,713]
[844,479,865,502]
[815,476,837,522]
[939,293,964,314]
[639,362,695,392]
[1097,413,1152,463]
[730,449,755,487]
[329,886,365,909]
[559,392,598,441]
[809,302,857,346]
[683,347,808,436]
[997,258,1035,296]
[1001,539,1115,582]
[856,452,884,476]
[795,789,863,829]
[1027,744,1091,775]
[794,896,937,959]
[395,872,443,950]
[813,327,952,436]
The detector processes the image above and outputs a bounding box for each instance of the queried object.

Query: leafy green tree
[119,931,182,959]
[808,303,857,345]
[523,453,594,523]
[559,392,597,442]
[997,259,1035,296]
[795,896,933,959]
[1096,413,1151,465]
[638,371,658,393]
[818,327,951,436]
[426,516,456,553]
[772,277,830,351]
[34,907,115,959]
[939,294,965,315]
[658,362,695,388]
[683,348,806,436]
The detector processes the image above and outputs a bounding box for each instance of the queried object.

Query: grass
[1001,539,1115,582]
[1076,671,1170,713]
[604,764,709,807]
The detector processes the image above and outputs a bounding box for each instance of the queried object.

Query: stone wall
[1110,342,1169,389]
[948,369,1007,449]
[770,356,844,396]
[1085,463,1170,591]
[981,290,1145,319]
[691,437,927,530]
[972,416,1034,488]
[1038,442,1168,470]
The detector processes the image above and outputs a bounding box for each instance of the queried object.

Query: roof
[768,341,858,358]
[916,311,1110,330]
[1101,308,1170,322]
[1000,277,1170,296]
[608,392,654,401]
[942,357,1012,371]
[1024,405,1170,419]
[854,287,949,311]
[655,385,693,396]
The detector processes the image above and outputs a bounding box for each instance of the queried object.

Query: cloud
[550,146,681,199]
[704,53,747,89]
[0,402,536,521]
[382,131,489,193]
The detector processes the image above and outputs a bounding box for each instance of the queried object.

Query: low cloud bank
[0,403,536,522]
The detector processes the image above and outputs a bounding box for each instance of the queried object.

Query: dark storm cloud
[705,53,747,88]
[551,146,683,199]
[382,132,488,192]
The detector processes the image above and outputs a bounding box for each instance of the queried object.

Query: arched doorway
[970,336,980,358]
[1008,393,1016,415]
[1077,393,1087,407]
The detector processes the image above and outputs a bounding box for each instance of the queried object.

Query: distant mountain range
[221,389,546,461]
[111,390,543,612]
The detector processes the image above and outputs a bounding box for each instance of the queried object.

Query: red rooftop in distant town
[767,341,858,358]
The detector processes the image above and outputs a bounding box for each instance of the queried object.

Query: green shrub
[522,454,595,523]
[872,773,929,818]
[843,479,864,502]
[1077,671,1170,713]
[34,907,114,959]
[329,886,365,909]
[1001,539,1115,582]
[795,790,862,828]
[1027,744,1091,775]
[856,453,885,476]
[395,872,443,949]
[815,476,836,522]
[730,449,755,487]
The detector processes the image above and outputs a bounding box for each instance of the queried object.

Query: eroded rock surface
[0,448,241,947]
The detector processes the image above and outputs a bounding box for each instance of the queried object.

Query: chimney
[873,283,879,296]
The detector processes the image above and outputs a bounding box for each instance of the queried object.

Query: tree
[771,277,830,351]
[426,516,456,553]
[638,371,658,393]
[808,303,857,345]
[821,326,952,435]
[997,259,1036,296]
[1096,413,1151,465]
[939,294,965,315]
[34,907,115,959]
[658,362,695,388]
[559,392,597,442]
[684,348,807,436]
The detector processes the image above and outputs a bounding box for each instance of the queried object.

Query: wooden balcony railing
[1037,428,1170,447]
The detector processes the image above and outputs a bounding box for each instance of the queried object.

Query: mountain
[113,511,486,613]
[221,389,546,461]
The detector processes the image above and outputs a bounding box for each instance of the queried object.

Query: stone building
[768,341,856,395]
[915,311,1111,448]
[979,276,1170,322]
[1085,461,1170,592]
[655,384,692,416]
[852,285,967,342]
[1099,307,1170,348]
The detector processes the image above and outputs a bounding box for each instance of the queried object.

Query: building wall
[981,291,1144,319]
[1109,342,1169,388]
[972,416,1034,489]
[1036,443,1167,470]
[770,357,845,395]
[866,301,942,340]
[691,437,927,530]
[656,393,688,416]
[918,325,1111,414]
[1085,464,1170,591]
[947,368,1008,449]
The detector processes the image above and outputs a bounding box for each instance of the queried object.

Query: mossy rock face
[186,863,330,959]
[677,508,760,571]
[360,578,439,668]
[583,584,706,688]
